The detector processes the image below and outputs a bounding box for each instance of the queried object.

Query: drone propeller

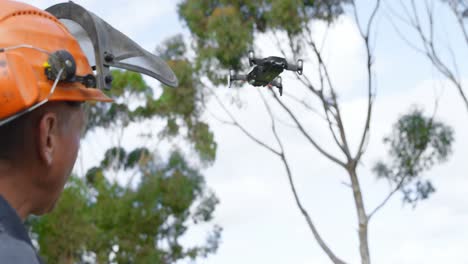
[228,69,233,88]
[297,59,303,75]
[248,50,255,66]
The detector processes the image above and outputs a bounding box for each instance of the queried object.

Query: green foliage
[156,34,187,61]
[178,0,350,84]
[188,122,217,164]
[33,151,221,264]
[30,35,220,263]
[92,151,219,263]
[373,108,454,206]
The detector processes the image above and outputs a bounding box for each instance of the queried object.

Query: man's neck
[0,164,34,221]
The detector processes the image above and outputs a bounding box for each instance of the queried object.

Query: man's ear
[38,112,59,165]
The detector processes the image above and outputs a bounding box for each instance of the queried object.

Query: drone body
[228,51,303,96]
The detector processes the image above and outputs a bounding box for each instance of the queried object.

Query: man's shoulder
[0,230,41,264]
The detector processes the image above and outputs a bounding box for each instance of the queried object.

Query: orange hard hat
[0,0,112,122]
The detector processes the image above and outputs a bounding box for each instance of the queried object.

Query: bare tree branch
[259,90,348,264]
[307,39,353,159]
[451,3,468,46]
[272,92,347,168]
[283,92,330,122]
[204,84,282,156]
[367,174,408,221]
[382,6,427,54]
[355,0,381,163]
[387,0,468,113]
[205,107,236,126]
[273,28,346,151]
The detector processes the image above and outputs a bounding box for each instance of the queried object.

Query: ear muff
[45,50,97,88]
[45,50,76,82]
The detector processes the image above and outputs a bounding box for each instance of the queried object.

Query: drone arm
[228,73,247,88]
[231,74,247,81]
[286,59,303,75]
[286,64,299,71]
[248,50,255,66]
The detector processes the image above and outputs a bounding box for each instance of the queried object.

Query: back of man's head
[0,101,87,216]
[0,102,83,166]
[0,110,33,165]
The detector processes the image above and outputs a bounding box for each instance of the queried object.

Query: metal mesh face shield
[46,2,179,90]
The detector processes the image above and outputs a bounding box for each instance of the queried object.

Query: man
[0,102,93,263]
[0,1,116,263]
[0,1,110,263]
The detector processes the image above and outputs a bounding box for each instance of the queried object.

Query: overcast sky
[27,1,468,263]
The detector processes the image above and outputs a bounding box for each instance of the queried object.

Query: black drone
[228,50,303,96]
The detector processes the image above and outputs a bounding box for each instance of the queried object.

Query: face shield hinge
[104,51,114,63]
[44,50,97,88]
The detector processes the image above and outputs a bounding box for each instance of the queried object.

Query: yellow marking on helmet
[43,61,50,68]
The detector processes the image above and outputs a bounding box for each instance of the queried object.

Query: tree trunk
[348,164,370,264]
